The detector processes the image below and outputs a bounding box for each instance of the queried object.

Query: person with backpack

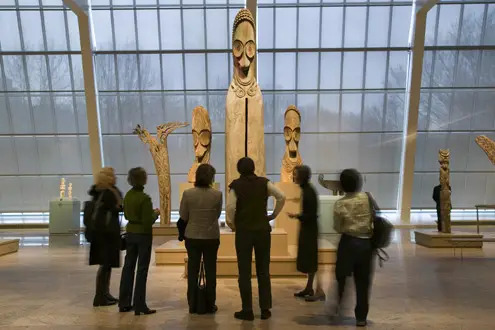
[87,167,123,307]
[119,167,160,315]
[333,169,376,327]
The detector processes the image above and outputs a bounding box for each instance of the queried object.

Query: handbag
[119,212,127,251]
[195,259,208,314]
[366,192,392,267]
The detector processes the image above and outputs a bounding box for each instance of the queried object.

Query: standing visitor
[432,184,442,232]
[227,157,286,321]
[88,167,123,307]
[333,169,375,327]
[119,167,159,315]
[288,165,325,302]
[180,164,223,314]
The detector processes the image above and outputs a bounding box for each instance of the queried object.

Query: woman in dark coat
[289,165,325,301]
[88,167,123,307]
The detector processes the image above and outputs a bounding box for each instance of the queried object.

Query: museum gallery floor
[1,229,495,329]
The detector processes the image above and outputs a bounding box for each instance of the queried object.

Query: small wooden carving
[134,122,188,225]
[188,106,212,183]
[68,182,73,200]
[281,105,302,183]
[475,135,495,166]
[59,178,66,200]
[438,149,452,234]
[226,9,265,222]
[318,174,344,196]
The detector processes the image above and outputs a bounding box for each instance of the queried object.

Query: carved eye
[233,40,243,58]
[245,41,256,59]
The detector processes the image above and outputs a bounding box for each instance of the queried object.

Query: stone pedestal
[415,230,483,248]
[319,195,341,234]
[49,199,81,234]
[0,239,19,257]
[275,182,301,247]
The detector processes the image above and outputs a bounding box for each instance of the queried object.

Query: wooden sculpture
[438,149,452,234]
[318,174,344,196]
[225,8,265,219]
[134,122,188,225]
[68,183,73,200]
[59,178,66,200]
[281,105,302,183]
[475,135,495,166]
[188,106,212,183]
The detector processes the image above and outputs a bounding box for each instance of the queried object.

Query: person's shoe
[261,309,272,320]
[119,306,133,313]
[234,310,254,321]
[305,292,326,302]
[356,320,367,327]
[294,289,314,298]
[93,298,117,307]
[135,308,156,316]
[105,293,119,303]
[207,305,218,314]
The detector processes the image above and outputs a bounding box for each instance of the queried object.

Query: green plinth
[49,199,81,234]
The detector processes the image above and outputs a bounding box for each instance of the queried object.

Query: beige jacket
[180,187,223,240]
[333,192,373,239]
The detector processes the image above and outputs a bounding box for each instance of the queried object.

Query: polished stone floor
[1,229,495,329]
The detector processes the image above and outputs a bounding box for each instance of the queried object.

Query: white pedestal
[319,195,341,234]
[275,182,301,246]
[49,199,81,234]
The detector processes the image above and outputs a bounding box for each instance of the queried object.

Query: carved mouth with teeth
[289,150,297,158]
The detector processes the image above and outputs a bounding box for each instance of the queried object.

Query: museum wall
[0,1,494,213]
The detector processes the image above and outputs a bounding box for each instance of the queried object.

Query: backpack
[83,191,108,242]
[366,193,392,266]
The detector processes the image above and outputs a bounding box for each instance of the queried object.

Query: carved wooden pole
[280,105,302,183]
[134,122,188,225]
[438,149,452,234]
[475,135,495,166]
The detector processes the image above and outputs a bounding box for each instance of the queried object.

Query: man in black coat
[432,185,442,232]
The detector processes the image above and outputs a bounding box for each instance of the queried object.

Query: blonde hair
[95,167,116,188]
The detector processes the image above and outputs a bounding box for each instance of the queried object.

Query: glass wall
[91,0,245,211]
[258,0,412,209]
[412,1,495,209]
[0,1,91,212]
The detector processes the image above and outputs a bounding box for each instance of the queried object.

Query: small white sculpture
[59,178,66,200]
[68,182,73,200]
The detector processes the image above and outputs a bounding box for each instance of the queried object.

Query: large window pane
[365,52,387,89]
[160,10,182,50]
[320,53,341,90]
[163,54,184,90]
[297,53,318,90]
[436,4,461,46]
[298,7,320,49]
[20,11,44,51]
[185,54,206,90]
[322,7,343,48]
[117,54,139,90]
[43,10,68,51]
[344,7,366,48]
[258,7,274,49]
[0,11,21,51]
[183,10,205,49]
[275,53,296,90]
[206,9,228,49]
[113,10,137,50]
[208,53,229,90]
[92,10,114,50]
[390,6,412,47]
[137,10,159,50]
[275,8,297,48]
[342,52,364,89]
[367,6,390,47]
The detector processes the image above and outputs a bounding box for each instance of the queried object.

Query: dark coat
[88,185,122,268]
[296,183,319,274]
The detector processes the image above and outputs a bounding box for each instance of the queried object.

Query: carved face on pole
[284,106,301,160]
[232,9,256,86]
[192,106,211,164]
[438,149,450,187]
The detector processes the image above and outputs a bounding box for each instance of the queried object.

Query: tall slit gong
[245,98,248,157]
